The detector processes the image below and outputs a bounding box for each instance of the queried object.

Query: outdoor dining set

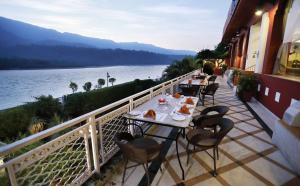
[114,73,234,185]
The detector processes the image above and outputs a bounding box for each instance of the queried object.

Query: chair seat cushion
[186,128,217,147]
[129,138,161,160]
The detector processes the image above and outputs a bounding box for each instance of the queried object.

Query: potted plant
[231,69,241,86]
[220,64,228,77]
[237,75,258,102]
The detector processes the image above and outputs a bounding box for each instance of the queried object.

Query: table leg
[176,128,185,180]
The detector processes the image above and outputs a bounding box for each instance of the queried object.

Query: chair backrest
[114,132,147,163]
[203,83,219,95]
[215,118,234,144]
[208,75,217,83]
[193,106,229,128]
[201,106,229,117]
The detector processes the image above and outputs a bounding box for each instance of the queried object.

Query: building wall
[256,74,300,118]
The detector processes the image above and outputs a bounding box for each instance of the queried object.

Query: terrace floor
[99,77,300,186]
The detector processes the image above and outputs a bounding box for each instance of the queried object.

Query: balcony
[0,70,299,186]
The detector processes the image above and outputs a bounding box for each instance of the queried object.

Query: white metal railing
[245,64,256,72]
[0,70,197,186]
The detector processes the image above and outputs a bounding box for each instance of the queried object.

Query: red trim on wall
[256,74,300,118]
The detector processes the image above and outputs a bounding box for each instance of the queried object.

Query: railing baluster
[7,165,17,186]
[98,123,105,165]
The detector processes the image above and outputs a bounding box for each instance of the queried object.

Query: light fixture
[255,10,263,16]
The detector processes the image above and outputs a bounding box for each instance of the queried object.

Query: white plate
[128,111,141,116]
[172,114,186,121]
[158,101,168,105]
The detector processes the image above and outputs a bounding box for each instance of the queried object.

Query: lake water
[0,65,167,110]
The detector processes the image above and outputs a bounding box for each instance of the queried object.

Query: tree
[97,78,105,88]
[69,81,78,93]
[196,42,229,68]
[83,82,92,92]
[109,78,116,86]
[162,57,199,80]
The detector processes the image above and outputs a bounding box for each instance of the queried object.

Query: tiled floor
[102,77,300,186]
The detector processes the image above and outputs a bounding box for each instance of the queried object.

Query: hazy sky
[0,0,231,51]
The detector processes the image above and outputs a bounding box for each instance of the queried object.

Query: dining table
[179,78,208,87]
[124,93,199,180]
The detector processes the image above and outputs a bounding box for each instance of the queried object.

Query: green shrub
[0,106,33,141]
[220,64,228,73]
[31,95,62,122]
[203,62,215,75]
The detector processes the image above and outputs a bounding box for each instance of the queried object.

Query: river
[0,65,167,110]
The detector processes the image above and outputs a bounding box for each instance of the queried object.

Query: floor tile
[221,166,265,186]
[246,157,295,185]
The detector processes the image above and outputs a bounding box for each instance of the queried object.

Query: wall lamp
[255,10,263,16]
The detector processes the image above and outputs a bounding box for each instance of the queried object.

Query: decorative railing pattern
[0,70,196,186]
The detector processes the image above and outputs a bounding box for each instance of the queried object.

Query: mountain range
[0,16,196,69]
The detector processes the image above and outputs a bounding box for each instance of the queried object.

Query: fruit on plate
[144,109,156,120]
[179,105,190,114]
[185,97,194,105]
[173,93,181,99]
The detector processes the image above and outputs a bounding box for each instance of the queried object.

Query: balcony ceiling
[222,0,260,44]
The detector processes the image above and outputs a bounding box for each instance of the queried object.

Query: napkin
[179,105,190,114]
[185,97,194,105]
[173,93,181,99]
[144,109,156,120]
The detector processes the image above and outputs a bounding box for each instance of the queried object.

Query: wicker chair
[114,124,163,186]
[186,118,234,176]
[207,75,217,84]
[192,106,229,129]
[200,83,219,106]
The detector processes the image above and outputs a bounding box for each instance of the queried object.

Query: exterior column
[230,42,236,67]
[241,29,250,70]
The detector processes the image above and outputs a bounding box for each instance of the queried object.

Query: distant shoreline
[0,64,169,71]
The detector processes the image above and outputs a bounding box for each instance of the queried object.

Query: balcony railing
[0,70,196,186]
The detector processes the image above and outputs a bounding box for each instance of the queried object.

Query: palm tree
[69,81,78,93]
[97,78,105,88]
[83,82,92,92]
[109,77,116,86]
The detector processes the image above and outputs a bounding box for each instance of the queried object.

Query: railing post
[129,98,134,134]
[129,98,133,111]
[89,116,100,174]
[150,88,153,99]
[83,128,92,172]
[170,82,174,95]
[7,165,17,186]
